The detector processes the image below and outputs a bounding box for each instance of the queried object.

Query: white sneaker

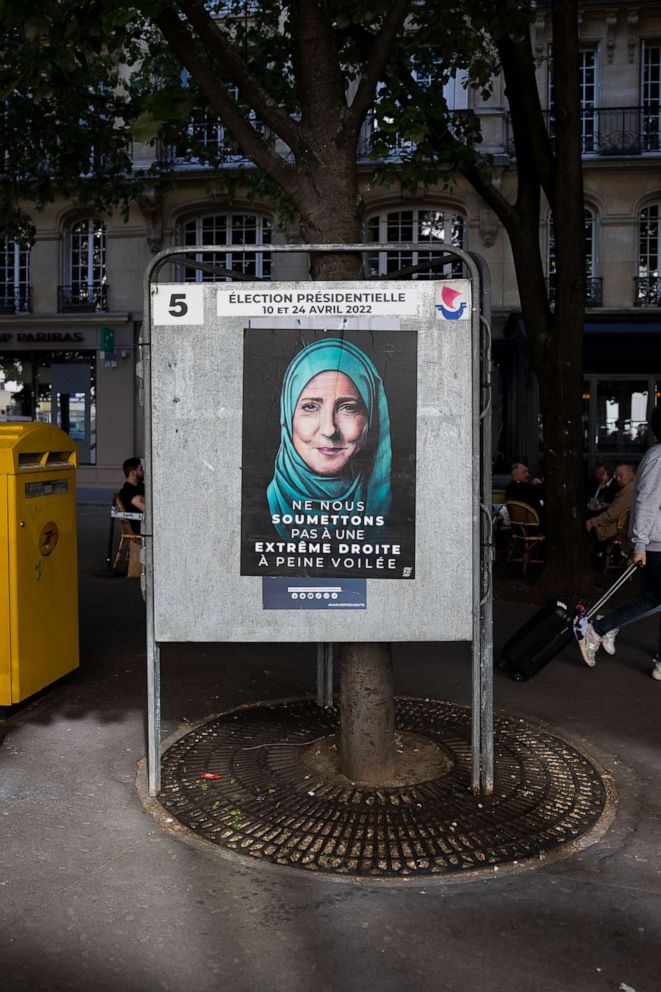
[579,623,602,667]
[652,659,661,681]
[601,629,619,655]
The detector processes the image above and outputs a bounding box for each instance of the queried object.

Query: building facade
[0,0,659,487]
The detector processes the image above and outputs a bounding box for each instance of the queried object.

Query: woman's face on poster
[292,370,368,476]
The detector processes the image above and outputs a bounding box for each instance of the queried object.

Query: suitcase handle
[585,560,642,621]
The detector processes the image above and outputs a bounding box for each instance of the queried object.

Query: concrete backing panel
[150,281,473,642]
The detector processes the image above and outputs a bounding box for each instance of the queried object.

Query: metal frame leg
[316,642,334,707]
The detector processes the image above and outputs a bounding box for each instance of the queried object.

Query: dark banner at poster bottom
[262,577,367,610]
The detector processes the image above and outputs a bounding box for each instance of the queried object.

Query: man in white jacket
[580,405,661,679]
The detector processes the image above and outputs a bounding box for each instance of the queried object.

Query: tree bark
[340,643,395,783]
[308,216,396,781]
[537,0,590,589]
[296,145,364,280]
[534,331,591,588]
[507,214,592,591]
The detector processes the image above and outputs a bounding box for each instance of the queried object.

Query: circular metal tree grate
[157,698,612,878]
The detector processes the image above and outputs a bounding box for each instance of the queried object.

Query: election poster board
[149,280,474,643]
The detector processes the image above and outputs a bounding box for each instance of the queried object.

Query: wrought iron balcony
[634,277,661,307]
[0,286,32,314]
[359,109,476,159]
[507,106,661,157]
[57,284,108,313]
[546,277,603,309]
[584,278,603,307]
[165,111,266,166]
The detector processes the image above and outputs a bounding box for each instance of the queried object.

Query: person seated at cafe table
[118,457,145,533]
[587,462,617,515]
[505,462,544,513]
[585,463,635,544]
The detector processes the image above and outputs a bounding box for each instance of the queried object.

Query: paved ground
[1,501,660,992]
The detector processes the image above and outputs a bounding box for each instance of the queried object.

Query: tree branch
[460,159,516,229]
[154,5,298,192]
[173,0,304,155]
[495,29,555,206]
[549,0,586,314]
[349,0,412,127]
[392,61,516,228]
[289,0,349,129]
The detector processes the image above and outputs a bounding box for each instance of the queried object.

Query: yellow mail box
[0,423,79,705]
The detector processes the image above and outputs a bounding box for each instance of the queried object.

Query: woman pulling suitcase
[579,404,661,679]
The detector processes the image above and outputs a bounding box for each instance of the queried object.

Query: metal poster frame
[141,244,493,797]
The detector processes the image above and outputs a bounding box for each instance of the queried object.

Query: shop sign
[0,332,85,343]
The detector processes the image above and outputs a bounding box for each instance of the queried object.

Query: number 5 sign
[152,284,205,325]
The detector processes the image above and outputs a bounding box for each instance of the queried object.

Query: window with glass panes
[367,64,468,157]
[0,235,30,312]
[173,76,263,163]
[180,214,272,281]
[641,44,661,152]
[366,209,465,279]
[405,64,468,110]
[69,219,106,291]
[579,50,598,152]
[638,203,660,304]
[549,49,598,153]
[547,209,596,303]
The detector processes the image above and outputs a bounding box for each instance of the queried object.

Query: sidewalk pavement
[1,503,660,992]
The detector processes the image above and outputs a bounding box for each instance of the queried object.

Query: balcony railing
[507,106,661,157]
[168,107,476,166]
[165,111,267,166]
[58,284,108,313]
[634,277,661,307]
[359,109,476,159]
[546,277,603,309]
[0,286,32,314]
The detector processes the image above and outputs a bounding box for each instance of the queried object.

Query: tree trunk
[512,296,592,593]
[300,169,397,780]
[340,643,395,783]
[536,0,590,591]
[535,320,592,590]
[505,195,593,594]
[298,150,365,280]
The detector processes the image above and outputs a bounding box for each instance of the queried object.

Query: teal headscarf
[267,338,392,539]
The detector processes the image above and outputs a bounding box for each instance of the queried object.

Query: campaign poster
[240,328,417,580]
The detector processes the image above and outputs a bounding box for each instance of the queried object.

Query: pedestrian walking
[579,405,661,679]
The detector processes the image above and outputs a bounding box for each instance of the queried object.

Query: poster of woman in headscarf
[240,328,417,579]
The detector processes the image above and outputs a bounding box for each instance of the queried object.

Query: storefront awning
[501,314,661,374]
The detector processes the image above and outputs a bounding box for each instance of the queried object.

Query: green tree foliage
[0,2,140,240]
[0,1,414,251]
[0,1,523,249]
[369,0,592,587]
[0,0,591,583]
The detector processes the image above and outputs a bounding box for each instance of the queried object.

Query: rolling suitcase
[501,562,640,681]
[500,595,577,681]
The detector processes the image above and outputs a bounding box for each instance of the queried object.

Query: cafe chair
[505,500,545,575]
[603,507,631,574]
[112,495,142,573]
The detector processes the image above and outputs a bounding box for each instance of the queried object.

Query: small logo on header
[436,286,468,320]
